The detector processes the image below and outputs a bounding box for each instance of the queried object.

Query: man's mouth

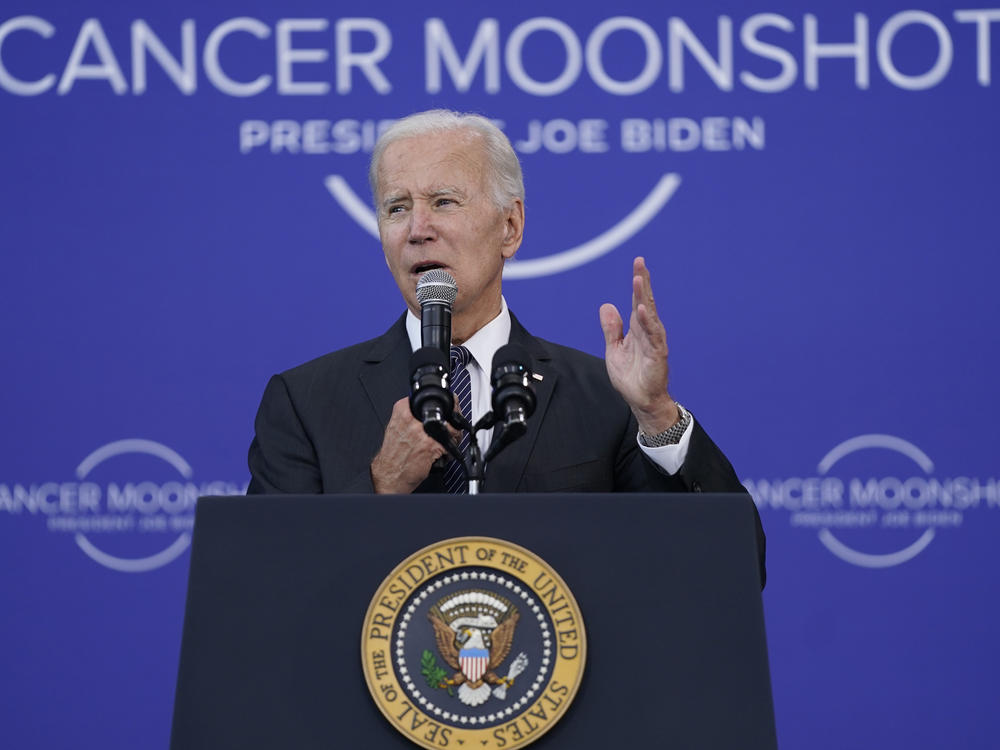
[412,262,447,275]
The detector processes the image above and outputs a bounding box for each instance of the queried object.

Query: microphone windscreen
[491,343,531,376]
[409,346,449,373]
[416,269,458,306]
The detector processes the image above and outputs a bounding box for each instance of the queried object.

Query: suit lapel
[484,315,556,493]
[358,315,411,431]
[358,315,448,493]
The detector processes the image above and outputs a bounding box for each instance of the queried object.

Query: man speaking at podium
[248,110,752,519]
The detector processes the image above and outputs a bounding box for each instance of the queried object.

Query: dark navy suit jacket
[247,313,765,582]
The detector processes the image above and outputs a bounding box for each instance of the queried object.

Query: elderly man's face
[375,130,523,341]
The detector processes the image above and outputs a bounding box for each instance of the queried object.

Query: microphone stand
[412,341,535,494]
[466,443,484,496]
[447,411,526,495]
[446,412,491,495]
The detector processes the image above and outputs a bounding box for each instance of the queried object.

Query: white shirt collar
[405,297,512,371]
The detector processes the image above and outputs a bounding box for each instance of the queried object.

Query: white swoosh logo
[817,528,936,569]
[324,173,681,279]
[814,434,939,568]
[75,532,192,574]
[73,438,196,572]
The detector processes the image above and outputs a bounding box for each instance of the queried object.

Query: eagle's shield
[459,647,489,682]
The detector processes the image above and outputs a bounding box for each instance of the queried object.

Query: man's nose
[407,202,436,244]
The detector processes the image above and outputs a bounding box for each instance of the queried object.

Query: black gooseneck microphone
[416,269,457,359]
[485,343,537,462]
[408,346,466,467]
[408,346,453,427]
[411,271,535,490]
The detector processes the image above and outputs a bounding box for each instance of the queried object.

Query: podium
[171,493,776,748]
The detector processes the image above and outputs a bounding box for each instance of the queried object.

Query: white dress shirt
[405,298,692,475]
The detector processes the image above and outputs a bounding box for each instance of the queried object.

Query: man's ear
[501,198,525,259]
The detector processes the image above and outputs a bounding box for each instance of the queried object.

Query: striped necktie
[443,345,473,494]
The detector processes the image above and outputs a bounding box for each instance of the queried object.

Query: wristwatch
[638,403,691,447]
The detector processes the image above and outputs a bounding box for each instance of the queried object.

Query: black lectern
[171,493,776,749]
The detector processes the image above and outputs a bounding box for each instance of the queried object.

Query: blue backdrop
[2,2,998,747]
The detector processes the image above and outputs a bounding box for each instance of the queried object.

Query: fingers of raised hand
[635,303,668,351]
[599,303,624,346]
[632,257,658,316]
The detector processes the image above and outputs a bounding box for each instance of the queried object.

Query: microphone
[416,269,457,358]
[409,346,468,469]
[486,344,537,461]
[408,346,453,427]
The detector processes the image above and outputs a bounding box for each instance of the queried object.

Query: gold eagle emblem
[427,589,525,706]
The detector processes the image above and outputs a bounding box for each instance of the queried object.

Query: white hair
[368,109,524,211]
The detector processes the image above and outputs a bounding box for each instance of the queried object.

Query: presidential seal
[362,537,586,749]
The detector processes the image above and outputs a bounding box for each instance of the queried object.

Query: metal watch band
[638,403,691,447]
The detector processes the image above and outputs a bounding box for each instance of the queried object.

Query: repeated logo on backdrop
[0,439,246,572]
[3,11,994,98]
[745,434,1000,568]
[4,10,995,277]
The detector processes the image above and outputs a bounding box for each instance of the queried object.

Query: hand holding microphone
[397,269,537,491]
[372,270,460,494]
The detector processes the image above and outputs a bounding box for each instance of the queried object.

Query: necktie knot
[450,345,471,370]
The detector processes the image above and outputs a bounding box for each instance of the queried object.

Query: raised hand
[599,256,680,435]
